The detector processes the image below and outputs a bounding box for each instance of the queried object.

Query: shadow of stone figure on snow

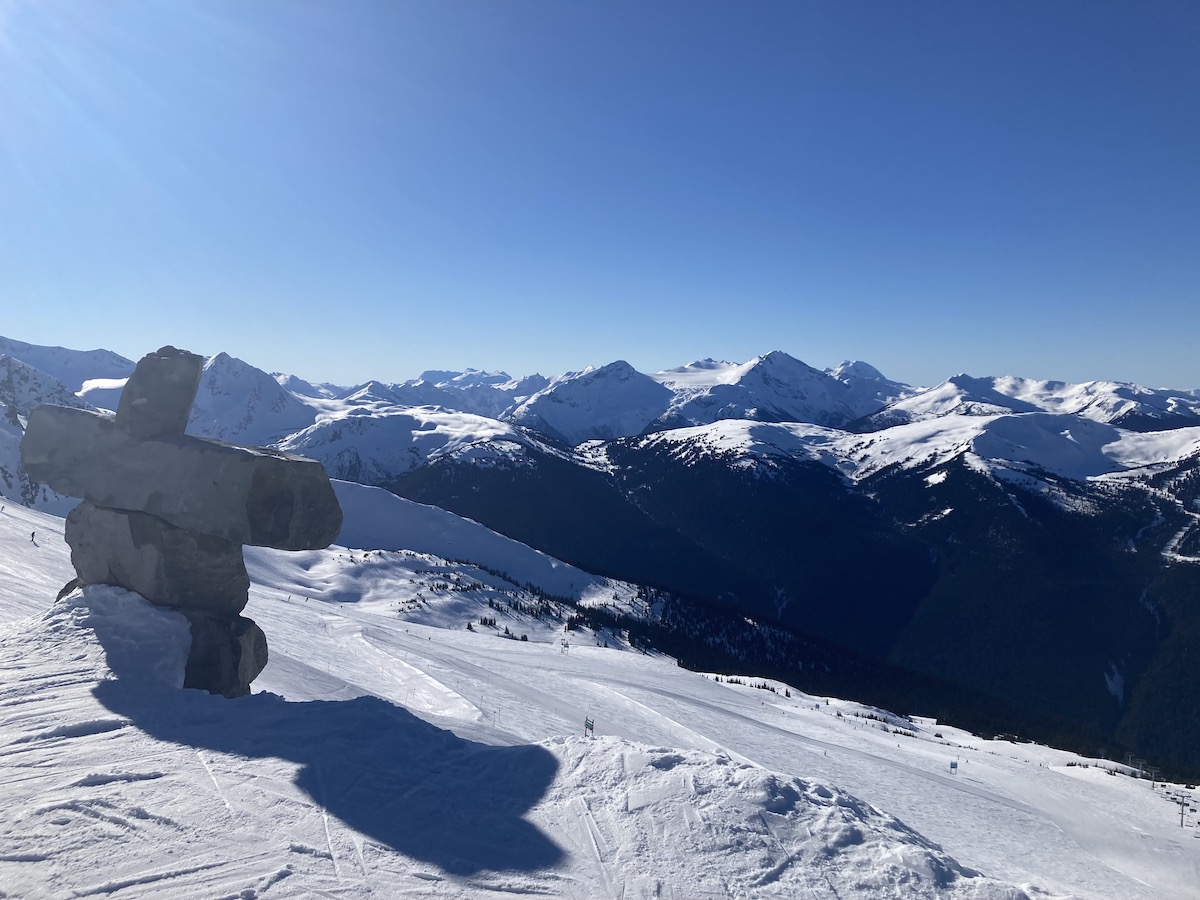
[93,644,564,876]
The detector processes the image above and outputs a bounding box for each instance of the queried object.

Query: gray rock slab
[182,612,268,698]
[22,405,342,549]
[115,346,203,439]
[66,502,250,616]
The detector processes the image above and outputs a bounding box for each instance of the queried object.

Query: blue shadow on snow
[92,651,564,876]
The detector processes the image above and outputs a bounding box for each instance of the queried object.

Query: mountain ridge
[4,334,1200,777]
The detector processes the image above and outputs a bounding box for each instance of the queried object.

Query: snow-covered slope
[330,479,641,610]
[827,359,916,414]
[387,369,550,419]
[272,372,345,400]
[0,354,92,419]
[2,502,1198,897]
[987,376,1200,431]
[652,351,863,429]
[0,356,91,512]
[507,360,674,445]
[278,406,532,485]
[187,352,321,445]
[0,335,134,394]
[862,374,1200,433]
[622,413,1200,485]
[855,375,1042,430]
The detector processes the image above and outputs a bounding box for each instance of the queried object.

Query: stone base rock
[66,502,250,616]
[182,612,268,698]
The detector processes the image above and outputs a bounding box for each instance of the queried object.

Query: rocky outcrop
[21,346,343,697]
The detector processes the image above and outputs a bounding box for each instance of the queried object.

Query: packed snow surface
[2,503,1199,898]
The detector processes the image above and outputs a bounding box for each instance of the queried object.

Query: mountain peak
[830,360,887,382]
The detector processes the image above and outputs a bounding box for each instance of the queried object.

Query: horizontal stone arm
[22,405,343,550]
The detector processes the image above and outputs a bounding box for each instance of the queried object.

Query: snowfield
[2,501,1199,898]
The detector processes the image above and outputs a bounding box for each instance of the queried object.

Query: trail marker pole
[584,717,594,738]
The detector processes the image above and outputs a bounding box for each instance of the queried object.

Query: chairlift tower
[1173,792,1196,827]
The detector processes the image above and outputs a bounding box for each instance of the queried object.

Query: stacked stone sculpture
[21,346,343,697]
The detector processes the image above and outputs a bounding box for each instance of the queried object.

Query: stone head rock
[115,346,203,439]
[20,345,342,698]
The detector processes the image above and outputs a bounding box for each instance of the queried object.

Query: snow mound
[542,737,1032,899]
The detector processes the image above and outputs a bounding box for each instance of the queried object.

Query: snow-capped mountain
[859,373,1200,433]
[5,332,1200,785]
[187,352,322,445]
[651,350,864,429]
[272,372,345,400]
[0,353,92,420]
[0,355,90,512]
[0,335,133,394]
[386,369,550,419]
[506,360,675,445]
[277,405,534,485]
[826,358,916,413]
[502,351,887,445]
[619,412,1200,493]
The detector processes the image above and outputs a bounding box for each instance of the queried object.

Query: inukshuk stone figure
[20,346,342,697]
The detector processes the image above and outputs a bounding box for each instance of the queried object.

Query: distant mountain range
[3,335,1200,777]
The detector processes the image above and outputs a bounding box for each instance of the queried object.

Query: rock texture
[21,346,343,697]
[64,502,251,615]
[21,406,341,550]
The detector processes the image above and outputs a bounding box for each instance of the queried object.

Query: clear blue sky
[1,1,1196,388]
